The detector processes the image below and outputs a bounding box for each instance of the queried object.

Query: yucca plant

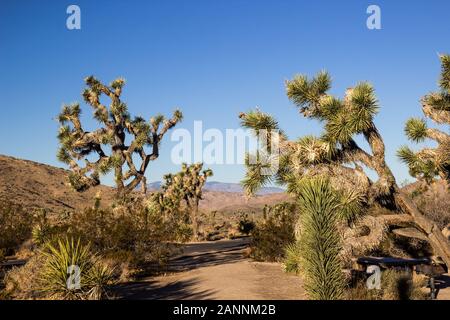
[39,237,114,300]
[84,262,116,300]
[297,178,345,300]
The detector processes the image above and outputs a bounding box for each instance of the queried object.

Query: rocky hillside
[0,154,115,214]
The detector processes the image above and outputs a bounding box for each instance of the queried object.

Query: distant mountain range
[147,181,285,195]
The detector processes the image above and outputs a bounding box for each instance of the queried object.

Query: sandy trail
[116,238,305,300]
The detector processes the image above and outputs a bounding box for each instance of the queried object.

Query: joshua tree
[150,163,213,239]
[57,76,182,196]
[239,70,450,267]
[398,55,450,186]
[297,178,345,300]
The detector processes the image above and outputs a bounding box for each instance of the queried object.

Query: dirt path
[116,238,305,300]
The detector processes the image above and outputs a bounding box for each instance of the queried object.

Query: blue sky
[0,0,449,186]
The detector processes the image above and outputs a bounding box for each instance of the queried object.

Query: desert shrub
[39,237,115,300]
[283,241,302,274]
[0,201,33,256]
[250,202,297,262]
[53,197,190,275]
[297,178,345,300]
[237,213,255,235]
[381,269,428,300]
[69,207,140,253]
[198,221,234,241]
[345,269,428,300]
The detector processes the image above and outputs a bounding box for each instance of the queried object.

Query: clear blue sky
[1,0,449,185]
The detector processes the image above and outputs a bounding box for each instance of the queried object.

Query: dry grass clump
[345,269,429,300]
[2,254,46,300]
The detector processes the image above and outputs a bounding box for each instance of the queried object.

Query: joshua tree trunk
[395,192,450,267]
[190,198,200,240]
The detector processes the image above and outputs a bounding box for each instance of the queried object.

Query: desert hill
[0,154,116,214]
[0,154,289,215]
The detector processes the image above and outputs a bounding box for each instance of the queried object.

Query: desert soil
[116,238,306,300]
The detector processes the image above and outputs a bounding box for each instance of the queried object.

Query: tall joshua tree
[398,55,450,186]
[161,163,213,239]
[239,70,450,267]
[57,76,182,196]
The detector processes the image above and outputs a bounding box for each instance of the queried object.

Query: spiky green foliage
[397,146,439,184]
[297,178,345,300]
[439,54,450,91]
[405,118,428,143]
[239,109,281,133]
[399,55,450,184]
[286,71,332,118]
[57,76,182,195]
[241,152,276,195]
[335,188,365,224]
[39,237,114,300]
[324,83,378,144]
[283,241,302,274]
[240,71,393,208]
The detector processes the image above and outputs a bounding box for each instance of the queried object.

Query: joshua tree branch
[57,76,182,195]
